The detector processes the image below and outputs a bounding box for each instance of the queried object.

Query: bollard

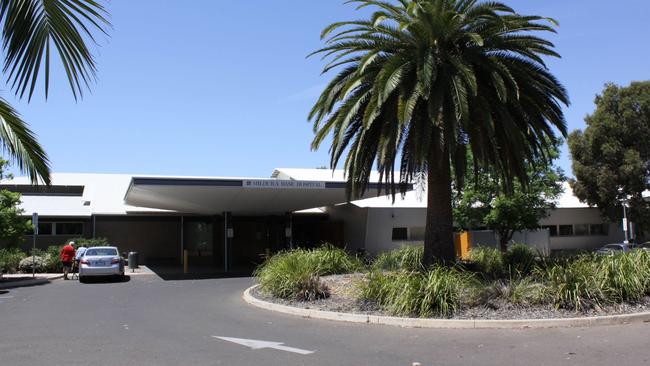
[183,249,188,274]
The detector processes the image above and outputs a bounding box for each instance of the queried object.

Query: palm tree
[0,0,109,184]
[309,0,568,266]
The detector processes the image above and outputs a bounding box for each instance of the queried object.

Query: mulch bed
[252,273,650,320]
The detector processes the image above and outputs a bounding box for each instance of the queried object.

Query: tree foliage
[309,0,568,264]
[454,142,564,250]
[569,81,650,236]
[0,159,30,248]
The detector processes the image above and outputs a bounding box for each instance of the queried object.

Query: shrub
[0,247,27,273]
[372,245,423,271]
[295,275,331,301]
[254,245,362,300]
[18,255,49,273]
[69,237,110,247]
[44,245,64,273]
[468,247,504,278]
[360,266,474,317]
[503,243,538,276]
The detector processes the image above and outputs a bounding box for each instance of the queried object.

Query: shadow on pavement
[79,275,131,284]
[146,264,252,281]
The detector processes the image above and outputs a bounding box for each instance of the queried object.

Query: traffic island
[243,284,650,329]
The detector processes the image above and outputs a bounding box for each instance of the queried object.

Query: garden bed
[252,273,650,320]
[253,245,650,321]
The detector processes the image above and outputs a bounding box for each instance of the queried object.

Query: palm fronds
[0,98,50,184]
[0,0,110,100]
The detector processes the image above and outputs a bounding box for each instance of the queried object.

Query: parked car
[78,246,125,282]
[595,243,634,255]
[635,242,650,253]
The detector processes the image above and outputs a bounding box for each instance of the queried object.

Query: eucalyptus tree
[309,0,568,265]
[0,0,109,184]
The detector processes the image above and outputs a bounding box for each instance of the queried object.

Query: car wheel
[79,276,85,283]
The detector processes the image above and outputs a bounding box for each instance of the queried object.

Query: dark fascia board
[130,178,412,191]
[131,178,244,187]
[324,182,414,191]
[124,177,415,202]
[0,184,84,196]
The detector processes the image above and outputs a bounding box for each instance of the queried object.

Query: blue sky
[5,0,650,178]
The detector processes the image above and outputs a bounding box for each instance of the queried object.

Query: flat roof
[124,176,394,215]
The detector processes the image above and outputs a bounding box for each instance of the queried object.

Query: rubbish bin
[128,251,139,271]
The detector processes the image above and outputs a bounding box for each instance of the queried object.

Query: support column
[285,212,293,250]
[92,215,96,239]
[224,212,232,272]
[180,216,184,266]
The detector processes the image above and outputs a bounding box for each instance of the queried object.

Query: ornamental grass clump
[361,266,475,317]
[468,247,504,278]
[254,245,362,301]
[372,245,424,271]
[536,254,606,311]
[309,244,365,275]
[503,243,538,276]
[479,278,549,308]
[600,251,650,303]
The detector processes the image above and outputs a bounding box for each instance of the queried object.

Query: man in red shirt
[60,241,76,280]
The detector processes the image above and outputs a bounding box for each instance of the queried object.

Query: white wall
[362,207,427,256]
[325,204,368,252]
[540,208,625,251]
[469,230,550,255]
[333,205,624,256]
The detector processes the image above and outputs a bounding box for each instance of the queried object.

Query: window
[590,224,609,236]
[392,227,408,241]
[56,223,83,235]
[559,225,573,236]
[574,224,589,236]
[37,222,53,235]
[85,248,117,256]
[541,225,558,236]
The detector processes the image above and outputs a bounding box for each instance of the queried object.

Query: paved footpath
[1,275,649,366]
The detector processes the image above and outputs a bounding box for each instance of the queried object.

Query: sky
[4,0,650,179]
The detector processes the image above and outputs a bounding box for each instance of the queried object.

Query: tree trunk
[498,233,509,253]
[498,230,513,252]
[422,145,456,267]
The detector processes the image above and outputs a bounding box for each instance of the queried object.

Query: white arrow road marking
[212,336,315,355]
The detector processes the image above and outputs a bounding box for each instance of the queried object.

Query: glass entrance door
[184,219,215,266]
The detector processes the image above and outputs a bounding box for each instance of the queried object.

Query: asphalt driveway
[0,275,649,366]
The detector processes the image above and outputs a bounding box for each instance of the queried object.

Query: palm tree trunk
[422,145,456,267]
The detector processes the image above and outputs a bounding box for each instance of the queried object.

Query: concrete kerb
[243,285,650,329]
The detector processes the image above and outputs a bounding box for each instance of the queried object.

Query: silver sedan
[78,246,125,282]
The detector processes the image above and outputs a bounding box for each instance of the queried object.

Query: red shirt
[60,245,75,262]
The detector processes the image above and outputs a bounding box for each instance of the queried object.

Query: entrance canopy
[124,176,409,215]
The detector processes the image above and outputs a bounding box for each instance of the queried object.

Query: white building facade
[2,169,624,271]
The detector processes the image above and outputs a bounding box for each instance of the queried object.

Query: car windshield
[85,248,118,256]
